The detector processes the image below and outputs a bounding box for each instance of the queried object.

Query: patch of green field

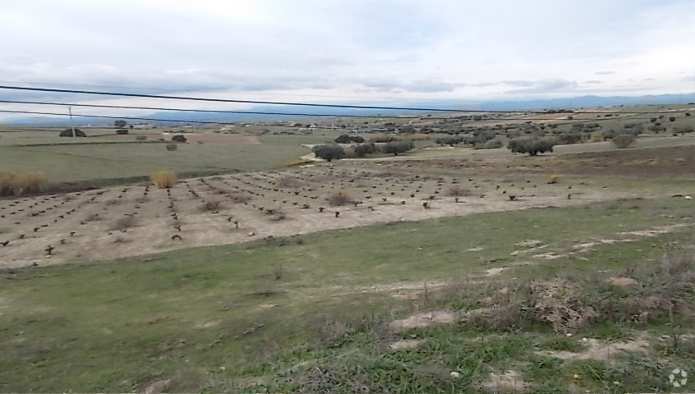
[0,139,311,183]
[1,197,694,392]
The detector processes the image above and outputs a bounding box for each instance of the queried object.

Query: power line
[0,84,608,114]
[0,84,503,113]
[1,84,692,116]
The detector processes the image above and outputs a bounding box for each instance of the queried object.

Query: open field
[1,197,694,392]
[0,133,324,183]
[2,107,695,393]
[4,143,695,269]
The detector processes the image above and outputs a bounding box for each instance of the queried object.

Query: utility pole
[68,105,76,137]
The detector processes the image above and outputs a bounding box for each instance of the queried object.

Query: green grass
[0,138,311,183]
[1,197,694,392]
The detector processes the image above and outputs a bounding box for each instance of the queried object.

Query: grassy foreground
[1,197,694,392]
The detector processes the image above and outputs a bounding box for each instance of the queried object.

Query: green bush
[352,143,376,158]
[380,140,414,156]
[334,134,364,144]
[508,137,556,156]
[312,144,345,162]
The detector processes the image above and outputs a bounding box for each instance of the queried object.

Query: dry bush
[165,143,178,151]
[446,185,470,197]
[595,252,695,326]
[110,216,138,231]
[0,171,47,196]
[458,252,695,335]
[199,200,223,212]
[326,191,354,206]
[150,170,177,189]
[529,280,597,333]
[546,174,560,184]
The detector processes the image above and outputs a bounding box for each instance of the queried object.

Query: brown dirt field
[0,160,645,269]
[379,145,695,178]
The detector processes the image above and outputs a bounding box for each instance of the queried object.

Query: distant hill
[5,92,695,126]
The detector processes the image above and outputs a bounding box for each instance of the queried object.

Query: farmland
[1,107,695,392]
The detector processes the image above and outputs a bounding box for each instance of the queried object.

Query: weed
[151,170,177,189]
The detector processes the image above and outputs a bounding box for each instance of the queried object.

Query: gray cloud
[0,0,693,115]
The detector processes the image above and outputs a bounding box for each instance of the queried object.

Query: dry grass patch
[150,170,177,189]
[0,171,47,196]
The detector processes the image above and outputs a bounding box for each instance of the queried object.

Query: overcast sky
[2,0,695,119]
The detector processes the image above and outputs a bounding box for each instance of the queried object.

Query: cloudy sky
[1,0,695,119]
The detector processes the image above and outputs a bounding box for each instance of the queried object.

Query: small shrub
[115,129,129,135]
[380,140,414,156]
[312,144,345,162]
[334,134,365,144]
[166,143,178,151]
[352,143,376,158]
[327,191,353,206]
[172,135,187,143]
[612,134,636,149]
[150,170,177,189]
[546,174,560,184]
[135,135,147,141]
[508,137,556,156]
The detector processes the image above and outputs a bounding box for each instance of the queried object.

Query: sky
[1,0,695,120]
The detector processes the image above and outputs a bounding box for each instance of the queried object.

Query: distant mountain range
[6,93,695,126]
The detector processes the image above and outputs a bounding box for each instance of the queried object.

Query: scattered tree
[508,137,556,156]
[312,144,345,162]
[380,140,414,156]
